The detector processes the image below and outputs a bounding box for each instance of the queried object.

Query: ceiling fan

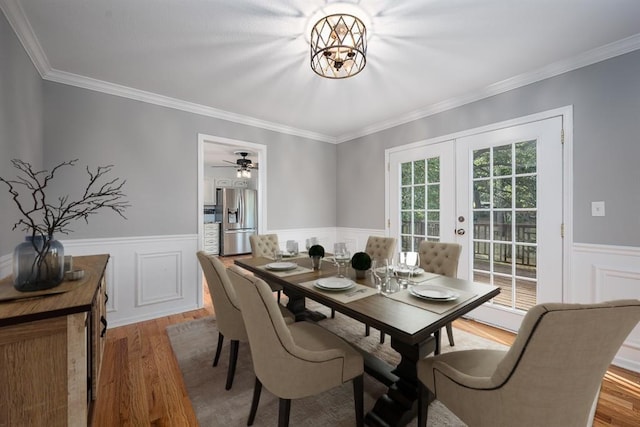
[221,151,258,178]
[222,151,258,170]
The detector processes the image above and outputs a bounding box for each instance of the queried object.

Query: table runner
[386,286,477,314]
[299,280,378,304]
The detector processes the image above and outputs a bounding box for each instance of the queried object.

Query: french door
[389,116,564,331]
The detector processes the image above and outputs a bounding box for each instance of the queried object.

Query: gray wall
[0,13,43,255]
[41,82,336,239]
[337,50,640,247]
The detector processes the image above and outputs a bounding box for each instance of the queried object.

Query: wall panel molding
[60,234,199,328]
[573,242,640,372]
[136,250,183,307]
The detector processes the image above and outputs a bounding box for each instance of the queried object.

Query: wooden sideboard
[0,254,109,426]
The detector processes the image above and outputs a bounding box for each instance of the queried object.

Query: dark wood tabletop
[234,255,499,346]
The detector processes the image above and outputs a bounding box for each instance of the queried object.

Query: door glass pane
[515,176,536,208]
[472,140,538,312]
[493,178,512,208]
[427,158,440,183]
[493,144,512,176]
[414,186,425,209]
[515,140,536,174]
[401,187,412,210]
[401,162,412,185]
[426,184,439,209]
[473,148,490,178]
[400,155,441,252]
[515,212,536,243]
[493,211,511,241]
[414,160,425,184]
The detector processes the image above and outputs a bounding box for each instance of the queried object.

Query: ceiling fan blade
[223,159,237,165]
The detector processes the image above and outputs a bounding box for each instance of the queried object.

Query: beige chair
[418,241,462,354]
[196,251,293,390]
[249,233,280,257]
[417,299,640,427]
[364,236,397,341]
[228,265,364,427]
[249,233,283,301]
[364,236,397,262]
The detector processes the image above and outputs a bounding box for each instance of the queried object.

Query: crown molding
[43,68,336,143]
[335,33,640,143]
[3,0,639,145]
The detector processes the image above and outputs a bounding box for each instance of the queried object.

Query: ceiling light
[310,13,367,79]
[237,168,251,179]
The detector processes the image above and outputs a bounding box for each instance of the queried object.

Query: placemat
[386,286,477,314]
[299,280,378,304]
[256,264,313,277]
[405,271,440,285]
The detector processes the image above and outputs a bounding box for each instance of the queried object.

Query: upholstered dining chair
[249,233,283,302]
[196,251,293,390]
[228,265,365,427]
[417,299,640,427]
[364,236,397,341]
[418,241,462,354]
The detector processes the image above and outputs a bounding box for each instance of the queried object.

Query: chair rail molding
[572,242,640,372]
[60,234,199,328]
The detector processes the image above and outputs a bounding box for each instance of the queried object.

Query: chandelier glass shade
[310,13,367,79]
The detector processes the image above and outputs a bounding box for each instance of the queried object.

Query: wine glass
[333,243,350,277]
[395,252,411,289]
[404,252,421,284]
[370,258,389,294]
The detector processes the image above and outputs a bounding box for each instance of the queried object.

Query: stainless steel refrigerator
[215,188,257,255]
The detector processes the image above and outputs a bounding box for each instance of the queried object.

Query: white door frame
[385,106,574,328]
[197,133,267,305]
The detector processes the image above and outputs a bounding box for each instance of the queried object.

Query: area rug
[167,302,508,426]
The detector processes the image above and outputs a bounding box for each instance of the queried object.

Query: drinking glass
[286,240,299,255]
[399,251,420,285]
[371,258,388,294]
[333,243,350,277]
[395,253,410,289]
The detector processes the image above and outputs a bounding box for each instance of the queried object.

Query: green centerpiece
[350,251,372,279]
[308,244,325,270]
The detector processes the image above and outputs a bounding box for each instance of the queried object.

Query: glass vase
[13,235,65,291]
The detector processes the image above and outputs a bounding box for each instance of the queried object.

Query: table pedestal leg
[365,335,436,427]
[284,290,327,322]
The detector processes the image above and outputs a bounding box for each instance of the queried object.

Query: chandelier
[310,13,367,79]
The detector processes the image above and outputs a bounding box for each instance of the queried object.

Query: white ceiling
[3,0,640,146]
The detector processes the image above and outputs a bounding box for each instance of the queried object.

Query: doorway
[196,133,267,305]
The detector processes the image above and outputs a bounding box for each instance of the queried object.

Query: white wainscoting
[572,243,640,372]
[61,234,200,328]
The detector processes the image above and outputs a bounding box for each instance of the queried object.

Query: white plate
[410,285,459,301]
[265,262,298,271]
[314,277,355,291]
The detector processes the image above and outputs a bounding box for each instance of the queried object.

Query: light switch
[591,201,605,217]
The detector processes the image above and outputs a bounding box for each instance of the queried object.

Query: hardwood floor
[92,260,640,426]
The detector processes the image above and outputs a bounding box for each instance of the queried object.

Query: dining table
[234,255,500,427]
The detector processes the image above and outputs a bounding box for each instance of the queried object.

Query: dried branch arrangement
[1,159,129,289]
[1,159,129,237]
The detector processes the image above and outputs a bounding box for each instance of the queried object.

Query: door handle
[456,228,466,235]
